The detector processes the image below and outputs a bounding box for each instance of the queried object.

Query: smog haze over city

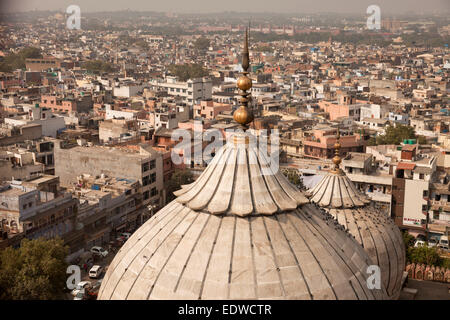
[2,0,449,14]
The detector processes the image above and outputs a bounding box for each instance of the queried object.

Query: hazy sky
[3,0,450,14]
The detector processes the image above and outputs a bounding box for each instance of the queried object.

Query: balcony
[366,192,391,203]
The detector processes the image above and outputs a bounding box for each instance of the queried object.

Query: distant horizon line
[1,9,449,16]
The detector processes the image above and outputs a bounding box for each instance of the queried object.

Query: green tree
[0,47,42,72]
[367,137,377,146]
[168,63,209,82]
[417,136,427,145]
[134,40,149,50]
[166,169,194,202]
[282,169,304,189]
[194,37,210,51]
[402,231,415,249]
[82,60,114,74]
[376,124,417,145]
[406,245,442,266]
[0,238,69,300]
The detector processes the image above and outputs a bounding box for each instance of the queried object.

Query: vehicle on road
[120,232,132,240]
[438,236,449,251]
[414,240,425,247]
[90,246,108,257]
[85,280,103,300]
[74,289,86,300]
[428,238,438,247]
[89,265,103,279]
[71,281,92,296]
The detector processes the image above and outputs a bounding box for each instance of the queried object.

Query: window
[423,190,428,197]
[150,159,156,170]
[23,204,27,210]
[419,173,424,180]
[150,187,158,197]
[150,172,156,183]
[143,191,150,200]
[142,162,150,172]
[143,176,150,186]
[422,205,428,212]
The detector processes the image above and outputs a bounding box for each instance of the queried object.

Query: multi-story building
[391,144,437,238]
[4,104,65,138]
[0,175,82,253]
[302,126,365,159]
[193,99,232,120]
[149,77,212,106]
[71,174,148,248]
[54,142,164,209]
[40,93,93,114]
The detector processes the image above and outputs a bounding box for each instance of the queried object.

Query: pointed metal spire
[233,26,254,130]
[332,127,342,173]
[242,27,249,72]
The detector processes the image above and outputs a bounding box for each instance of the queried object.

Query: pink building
[193,100,231,120]
[318,93,360,121]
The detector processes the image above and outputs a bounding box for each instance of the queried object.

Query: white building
[149,77,212,106]
[113,83,145,98]
[5,104,65,138]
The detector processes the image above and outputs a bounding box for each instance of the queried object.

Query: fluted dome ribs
[174,133,308,216]
[306,174,370,208]
[307,169,406,299]
[98,201,387,300]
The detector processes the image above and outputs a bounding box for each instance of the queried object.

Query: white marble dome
[306,170,406,299]
[98,132,388,300]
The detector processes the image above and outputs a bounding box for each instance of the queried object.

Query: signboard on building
[403,217,421,226]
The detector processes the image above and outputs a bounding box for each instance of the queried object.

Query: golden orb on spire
[237,75,252,91]
[233,26,254,130]
[234,105,254,126]
[332,127,343,174]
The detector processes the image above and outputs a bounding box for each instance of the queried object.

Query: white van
[89,265,103,279]
[438,236,449,251]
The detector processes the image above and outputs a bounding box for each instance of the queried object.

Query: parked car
[73,289,86,300]
[71,281,91,296]
[414,240,425,247]
[90,246,108,257]
[89,265,103,279]
[120,232,132,240]
[428,238,438,247]
[438,236,449,251]
[85,280,103,300]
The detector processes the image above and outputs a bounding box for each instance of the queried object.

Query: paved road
[400,279,450,300]
[66,248,118,300]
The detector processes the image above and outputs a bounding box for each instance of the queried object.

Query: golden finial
[234,27,254,129]
[332,127,343,174]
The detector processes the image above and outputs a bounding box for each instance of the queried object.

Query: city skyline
[2,0,450,14]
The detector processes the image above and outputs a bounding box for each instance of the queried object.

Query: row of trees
[402,232,450,268]
[0,238,69,300]
[82,60,115,74]
[367,124,427,146]
[167,63,209,82]
[0,47,42,72]
[193,37,210,51]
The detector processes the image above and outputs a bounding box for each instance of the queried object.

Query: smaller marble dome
[306,163,405,299]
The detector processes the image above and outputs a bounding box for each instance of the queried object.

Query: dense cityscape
[0,3,449,302]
